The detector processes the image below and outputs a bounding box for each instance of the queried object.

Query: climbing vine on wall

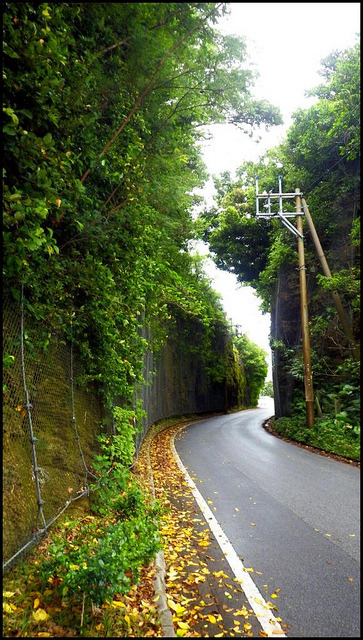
[3,2,280,411]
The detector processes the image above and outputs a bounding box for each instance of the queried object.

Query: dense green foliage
[3,2,280,412]
[201,42,360,438]
[269,415,360,462]
[234,334,268,406]
[261,380,274,397]
[39,407,161,606]
[3,1,280,588]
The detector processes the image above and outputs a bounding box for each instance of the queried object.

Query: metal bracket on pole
[255,177,304,238]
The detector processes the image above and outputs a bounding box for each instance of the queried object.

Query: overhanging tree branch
[80,3,224,183]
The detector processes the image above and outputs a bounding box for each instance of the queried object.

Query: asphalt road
[174,399,360,637]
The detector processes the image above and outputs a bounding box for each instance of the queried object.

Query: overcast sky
[196,3,360,379]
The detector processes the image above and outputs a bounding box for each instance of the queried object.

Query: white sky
[196,2,360,379]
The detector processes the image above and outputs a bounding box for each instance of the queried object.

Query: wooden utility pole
[255,178,315,428]
[301,198,359,361]
[295,190,314,428]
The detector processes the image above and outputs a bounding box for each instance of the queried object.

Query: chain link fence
[3,291,232,569]
[3,290,104,569]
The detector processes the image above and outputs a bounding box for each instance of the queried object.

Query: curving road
[174,399,360,637]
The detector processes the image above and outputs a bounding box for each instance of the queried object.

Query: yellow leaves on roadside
[33,598,40,609]
[207,614,216,624]
[146,422,284,638]
[197,539,210,547]
[167,599,186,617]
[167,567,179,581]
[111,600,126,608]
[3,589,18,614]
[177,620,190,629]
[124,614,131,627]
[213,570,229,579]
[32,608,49,622]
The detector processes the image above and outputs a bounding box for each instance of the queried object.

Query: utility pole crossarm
[255,177,304,237]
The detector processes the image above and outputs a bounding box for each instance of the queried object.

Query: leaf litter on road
[147,421,287,637]
[3,416,287,637]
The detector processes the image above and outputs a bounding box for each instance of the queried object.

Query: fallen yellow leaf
[177,621,190,629]
[33,598,40,609]
[124,614,131,627]
[32,608,49,622]
[213,571,229,579]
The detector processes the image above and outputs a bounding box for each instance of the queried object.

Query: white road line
[171,431,286,638]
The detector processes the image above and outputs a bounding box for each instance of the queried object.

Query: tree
[234,334,268,406]
[199,42,360,420]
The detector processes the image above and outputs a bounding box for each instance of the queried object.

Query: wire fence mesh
[3,291,229,569]
[3,290,104,568]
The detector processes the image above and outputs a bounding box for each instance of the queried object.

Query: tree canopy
[3,2,279,409]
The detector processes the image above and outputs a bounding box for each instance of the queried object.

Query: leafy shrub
[270,414,360,461]
[40,512,161,606]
